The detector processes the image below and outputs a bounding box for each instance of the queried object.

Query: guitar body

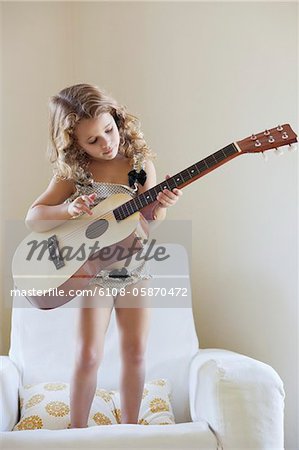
[12,193,149,309]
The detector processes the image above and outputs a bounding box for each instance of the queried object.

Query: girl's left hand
[156,174,183,208]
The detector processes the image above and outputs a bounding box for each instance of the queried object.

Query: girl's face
[74,112,120,161]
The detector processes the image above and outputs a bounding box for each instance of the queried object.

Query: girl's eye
[89,128,113,145]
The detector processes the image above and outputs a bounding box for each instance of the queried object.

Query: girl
[25,83,182,428]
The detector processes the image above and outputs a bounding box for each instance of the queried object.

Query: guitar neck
[113,143,240,221]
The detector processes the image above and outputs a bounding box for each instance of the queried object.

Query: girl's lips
[103,147,113,155]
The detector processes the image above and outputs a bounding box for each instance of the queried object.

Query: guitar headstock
[236,124,297,154]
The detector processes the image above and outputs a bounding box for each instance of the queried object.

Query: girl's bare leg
[114,280,151,424]
[69,294,114,428]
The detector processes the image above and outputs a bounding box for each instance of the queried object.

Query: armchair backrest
[9,244,199,422]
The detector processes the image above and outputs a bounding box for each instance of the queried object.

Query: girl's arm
[25,177,94,233]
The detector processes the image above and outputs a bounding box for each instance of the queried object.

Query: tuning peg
[289,143,298,152]
[261,152,268,162]
[274,147,284,156]
[282,131,289,140]
[277,125,283,131]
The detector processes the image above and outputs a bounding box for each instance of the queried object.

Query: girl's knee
[121,340,146,364]
[75,347,103,371]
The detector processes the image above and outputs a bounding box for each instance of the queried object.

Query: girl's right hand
[67,193,97,218]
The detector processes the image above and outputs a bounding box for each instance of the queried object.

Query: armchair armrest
[189,348,285,449]
[0,356,21,431]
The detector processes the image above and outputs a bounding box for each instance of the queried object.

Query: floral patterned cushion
[13,379,175,430]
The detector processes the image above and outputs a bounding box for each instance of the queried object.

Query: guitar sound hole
[85,219,109,239]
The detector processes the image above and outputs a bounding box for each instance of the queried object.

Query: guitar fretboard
[113,143,239,221]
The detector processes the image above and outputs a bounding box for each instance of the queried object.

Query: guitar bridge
[48,235,65,270]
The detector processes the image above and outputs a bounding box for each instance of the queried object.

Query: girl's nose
[99,137,110,149]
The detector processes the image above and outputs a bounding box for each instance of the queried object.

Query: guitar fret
[160,182,168,190]
[114,208,120,220]
[130,200,136,212]
[181,169,191,181]
[120,204,126,217]
[134,200,139,212]
[132,201,137,214]
[135,196,144,209]
[145,192,152,202]
[128,201,135,214]
[214,150,225,162]
[119,206,126,220]
[223,144,236,157]
[196,161,207,172]
[115,208,123,221]
[141,194,148,207]
[135,200,140,211]
[124,203,130,216]
[220,148,227,159]
[174,174,183,185]
[151,185,158,193]
[189,165,199,176]
[124,202,130,216]
[153,185,162,194]
[206,155,216,167]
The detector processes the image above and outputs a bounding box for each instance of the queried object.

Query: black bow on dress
[128,169,147,188]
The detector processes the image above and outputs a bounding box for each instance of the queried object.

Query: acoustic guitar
[12,124,297,309]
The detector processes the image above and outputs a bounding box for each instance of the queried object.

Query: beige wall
[1,2,298,448]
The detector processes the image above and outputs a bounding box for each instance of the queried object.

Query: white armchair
[0,244,284,449]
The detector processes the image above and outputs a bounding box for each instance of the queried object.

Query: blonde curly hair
[47,83,156,185]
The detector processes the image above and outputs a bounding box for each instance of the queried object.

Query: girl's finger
[81,195,92,204]
[75,203,93,215]
[159,190,176,201]
[158,194,172,205]
[173,188,182,196]
[80,195,95,207]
